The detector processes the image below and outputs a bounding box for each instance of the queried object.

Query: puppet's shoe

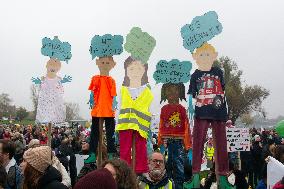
[183,173,200,189]
[219,175,236,189]
[108,153,114,160]
[84,153,96,164]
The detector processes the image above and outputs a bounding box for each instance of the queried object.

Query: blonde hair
[194,43,216,54]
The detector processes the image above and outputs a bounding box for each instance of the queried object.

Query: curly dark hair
[102,159,138,189]
[160,82,186,103]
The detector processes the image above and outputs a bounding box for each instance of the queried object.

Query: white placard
[226,128,250,152]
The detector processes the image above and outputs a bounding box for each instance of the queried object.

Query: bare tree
[65,102,81,121]
[0,93,16,118]
[30,84,40,119]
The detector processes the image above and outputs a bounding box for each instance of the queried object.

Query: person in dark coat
[251,135,264,187]
[58,137,77,187]
[20,146,67,189]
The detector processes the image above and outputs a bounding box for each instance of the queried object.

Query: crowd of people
[0,123,283,189]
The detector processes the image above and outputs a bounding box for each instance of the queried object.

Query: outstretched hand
[61,75,72,83]
[31,77,42,84]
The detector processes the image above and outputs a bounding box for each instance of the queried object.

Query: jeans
[166,139,185,189]
[90,117,116,154]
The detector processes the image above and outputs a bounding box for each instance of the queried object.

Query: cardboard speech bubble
[41,36,72,63]
[153,59,192,84]
[124,27,156,64]
[181,11,222,53]
[89,34,123,59]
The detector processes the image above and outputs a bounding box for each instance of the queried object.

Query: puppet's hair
[122,56,149,87]
[98,56,114,61]
[195,43,216,54]
[160,82,186,104]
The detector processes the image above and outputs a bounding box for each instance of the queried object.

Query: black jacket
[38,166,68,189]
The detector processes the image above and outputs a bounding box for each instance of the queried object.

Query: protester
[0,166,7,189]
[0,139,22,189]
[11,132,25,164]
[274,145,284,164]
[138,152,174,189]
[74,168,117,189]
[27,139,71,188]
[20,146,67,189]
[103,158,138,189]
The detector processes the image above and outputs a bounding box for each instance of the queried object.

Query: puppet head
[95,56,116,76]
[46,58,61,79]
[122,56,148,88]
[192,43,218,71]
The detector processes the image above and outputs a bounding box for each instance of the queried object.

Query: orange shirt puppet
[87,34,123,161]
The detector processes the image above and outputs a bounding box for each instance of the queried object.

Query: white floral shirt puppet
[32,59,72,123]
[32,36,72,124]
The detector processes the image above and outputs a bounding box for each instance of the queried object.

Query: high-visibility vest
[116,86,153,139]
[139,180,173,189]
[206,146,214,160]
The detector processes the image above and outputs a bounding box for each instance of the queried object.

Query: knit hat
[23,146,52,173]
[74,168,117,189]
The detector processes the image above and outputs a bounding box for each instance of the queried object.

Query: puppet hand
[31,77,42,84]
[188,148,193,163]
[61,75,72,83]
[87,91,94,109]
[112,96,118,110]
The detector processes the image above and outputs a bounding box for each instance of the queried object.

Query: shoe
[219,175,236,189]
[183,173,200,189]
[84,153,96,164]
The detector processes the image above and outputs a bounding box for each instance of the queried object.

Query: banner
[267,156,284,189]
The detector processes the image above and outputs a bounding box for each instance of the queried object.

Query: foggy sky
[0,0,283,120]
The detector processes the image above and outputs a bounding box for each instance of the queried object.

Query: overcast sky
[0,0,283,120]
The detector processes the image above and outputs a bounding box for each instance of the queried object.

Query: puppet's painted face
[165,84,179,103]
[96,57,116,74]
[46,59,61,78]
[126,60,145,84]
[192,49,217,71]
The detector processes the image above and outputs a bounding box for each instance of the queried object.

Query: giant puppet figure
[115,27,156,174]
[32,36,72,124]
[153,59,192,189]
[88,34,124,162]
[181,12,235,188]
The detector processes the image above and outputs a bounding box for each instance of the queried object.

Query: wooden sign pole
[47,122,52,147]
[131,133,136,171]
[97,118,104,167]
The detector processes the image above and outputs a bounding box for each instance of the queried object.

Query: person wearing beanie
[20,146,67,189]
[27,140,71,188]
[74,168,117,189]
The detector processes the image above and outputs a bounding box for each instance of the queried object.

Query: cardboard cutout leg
[97,118,104,168]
